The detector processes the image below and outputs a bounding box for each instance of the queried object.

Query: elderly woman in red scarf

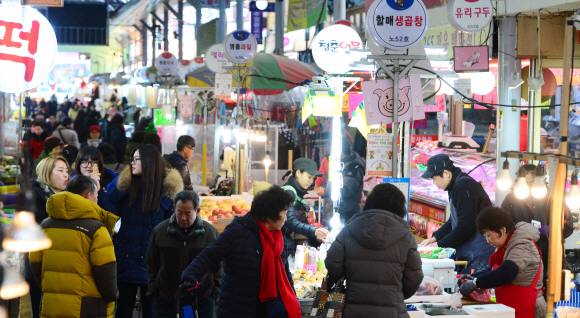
[181,185,301,318]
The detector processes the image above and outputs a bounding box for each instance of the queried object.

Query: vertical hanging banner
[215,73,233,99]
[251,12,263,44]
[0,2,57,93]
[366,133,393,176]
[287,0,327,32]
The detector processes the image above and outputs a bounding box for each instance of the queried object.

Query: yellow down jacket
[29,192,120,318]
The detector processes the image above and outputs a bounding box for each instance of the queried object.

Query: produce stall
[409,146,496,239]
[198,195,253,233]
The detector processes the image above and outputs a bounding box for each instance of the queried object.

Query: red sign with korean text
[0,3,57,93]
[410,199,446,223]
[21,0,63,6]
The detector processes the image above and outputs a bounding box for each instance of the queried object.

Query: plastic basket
[555,285,580,318]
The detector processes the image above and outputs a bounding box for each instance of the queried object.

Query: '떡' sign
[223,31,258,64]
[0,2,57,93]
[366,133,393,177]
[205,44,233,73]
[155,52,178,74]
[447,0,493,33]
[311,24,363,74]
[366,0,428,51]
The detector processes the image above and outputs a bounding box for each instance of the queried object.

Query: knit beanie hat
[44,136,64,151]
[145,122,158,133]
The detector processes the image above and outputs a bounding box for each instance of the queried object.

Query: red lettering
[19,20,40,55]
[0,53,35,82]
[0,21,23,49]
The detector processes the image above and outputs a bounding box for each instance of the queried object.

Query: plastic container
[405,293,453,304]
[463,304,515,318]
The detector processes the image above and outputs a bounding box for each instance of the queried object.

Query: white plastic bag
[415,276,443,296]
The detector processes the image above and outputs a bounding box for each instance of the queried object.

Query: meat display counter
[409,148,496,238]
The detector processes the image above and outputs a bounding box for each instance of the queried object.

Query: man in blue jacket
[421,154,495,274]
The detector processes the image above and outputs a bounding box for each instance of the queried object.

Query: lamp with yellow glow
[302,90,342,122]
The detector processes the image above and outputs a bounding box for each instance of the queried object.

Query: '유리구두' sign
[447,0,493,33]
[0,2,57,93]
[366,0,428,51]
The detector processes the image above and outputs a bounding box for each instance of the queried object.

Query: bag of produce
[418,246,456,259]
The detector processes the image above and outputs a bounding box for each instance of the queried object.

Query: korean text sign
[155,52,178,74]
[366,0,428,50]
[447,0,493,33]
[0,3,57,93]
[223,31,257,64]
[311,24,363,74]
[366,133,393,177]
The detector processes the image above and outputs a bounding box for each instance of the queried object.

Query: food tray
[405,292,453,304]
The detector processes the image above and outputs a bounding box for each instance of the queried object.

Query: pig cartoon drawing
[373,86,411,118]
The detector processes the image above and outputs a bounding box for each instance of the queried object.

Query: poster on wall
[454,45,489,72]
[366,133,393,177]
[362,78,414,125]
[287,0,327,32]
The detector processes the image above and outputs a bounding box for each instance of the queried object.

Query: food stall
[409,145,496,239]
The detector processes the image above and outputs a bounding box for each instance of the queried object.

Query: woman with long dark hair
[73,110,87,144]
[72,146,117,213]
[106,144,183,318]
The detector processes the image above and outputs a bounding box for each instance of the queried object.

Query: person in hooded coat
[325,183,423,318]
[108,113,127,164]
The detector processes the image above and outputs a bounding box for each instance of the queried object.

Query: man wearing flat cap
[421,154,495,274]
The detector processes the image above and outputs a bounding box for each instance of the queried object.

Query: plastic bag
[418,246,456,259]
[445,292,463,309]
[555,306,580,318]
[415,276,443,296]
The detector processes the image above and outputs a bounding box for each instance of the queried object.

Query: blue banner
[251,12,263,44]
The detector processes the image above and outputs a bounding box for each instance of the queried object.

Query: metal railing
[53,27,108,46]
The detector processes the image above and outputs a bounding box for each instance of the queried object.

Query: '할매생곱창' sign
[366,0,429,51]
[0,2,57,93]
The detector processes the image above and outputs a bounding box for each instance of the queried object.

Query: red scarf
[255,216,301,318]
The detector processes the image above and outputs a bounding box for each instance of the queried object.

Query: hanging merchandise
[205,44,234,73]
[178,93,194,118]
[366,133,393,177]
[366,0,429,51]
[223,31,258,64]
[447,0,493,33]
[155,52,178,74]
[0,2,57,93]
[362,77,415,125]
[311,24,363,74]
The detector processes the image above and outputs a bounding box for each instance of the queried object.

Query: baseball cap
[293,158,323,177]
[421,154,455,179]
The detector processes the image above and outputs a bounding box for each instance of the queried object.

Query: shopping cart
[175,283,199,318]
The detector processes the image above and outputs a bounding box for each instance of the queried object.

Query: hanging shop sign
[366,0,428,50]
[362,77,417,125]
[311,24,363,74]
[155,52,178,74]
[366,133,393,177]
[223,31,258,64]
[0,2,57,93]
[251,12,263,44]
[215,73,233,99]
[175,60,192,79]
[454,45,489,72]
[447,0,493,33]
[21,0,63,7]
[421,26,489,60]
[205,44,233,73]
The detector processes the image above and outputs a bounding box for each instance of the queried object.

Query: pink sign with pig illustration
[362,77,414,125]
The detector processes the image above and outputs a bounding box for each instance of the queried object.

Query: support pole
[333,0,345,22]
[134,24,147,66]
[163,7,169,51]
[151,16,157,65]
[560,19,574,156]
[236,0,243,30]
[203,95,208,186]
[547,159,566,312]
[392,60,399,177]
[195,0,202,57]
[527,59,539,154]
[213,100,221,185]
[217,0,226,43]
[17,92,23,184]
[178,0,184,60]
[274,0,284,55]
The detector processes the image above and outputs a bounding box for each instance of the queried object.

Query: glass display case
[410,148,496,208]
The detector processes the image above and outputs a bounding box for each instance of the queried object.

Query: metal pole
[274,0,284,55]
[213,99,221,185]
[202,95,208,186]
[195,0,202,57]
[0,92,5,157]
[234,68,241,194]
[163,6,169,51]
[392,60,399,178]
[496,16,522,205]
[527,59,536,153]
[178,0,184,60]
[333,0,345,21]
[236,0,243,30]
[151,16,157,65]
[560,19,574,156]
[217,0,226,42]
[17,92,23,184]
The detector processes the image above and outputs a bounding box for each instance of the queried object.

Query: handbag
[309,277,346,318]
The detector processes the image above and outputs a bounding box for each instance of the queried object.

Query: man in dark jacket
[163,136,195,191]
[421,154,495,274]
[146,191,221,318]
[325,182,423,317]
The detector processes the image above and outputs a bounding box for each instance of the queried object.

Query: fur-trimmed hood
[115,166,184,199]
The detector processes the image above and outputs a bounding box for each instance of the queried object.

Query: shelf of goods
[198,194,253,233]
[0,156,21,186]
[409,148,496,239]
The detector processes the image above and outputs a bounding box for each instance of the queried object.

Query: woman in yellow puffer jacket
[29,175,119,318]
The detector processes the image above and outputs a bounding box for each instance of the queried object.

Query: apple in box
[212,209,220,216]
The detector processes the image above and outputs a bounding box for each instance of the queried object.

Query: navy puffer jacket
[106,166,183,284]
[181,213,295,318]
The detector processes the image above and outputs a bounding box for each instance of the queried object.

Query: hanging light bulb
[259,127,267,142]
[0,263,29,299]
[263,152,272,167]
[514,167,530,199]
[567,172,580,209]
[531,165,548,199]
[497,159,512,190]
[3,211,52,252]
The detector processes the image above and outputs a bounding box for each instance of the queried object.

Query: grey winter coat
[325,209,423,318]
[52,126,80,149]
[504,222,547,318]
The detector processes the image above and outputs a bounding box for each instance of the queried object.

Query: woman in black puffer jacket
[325,183,423,318]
